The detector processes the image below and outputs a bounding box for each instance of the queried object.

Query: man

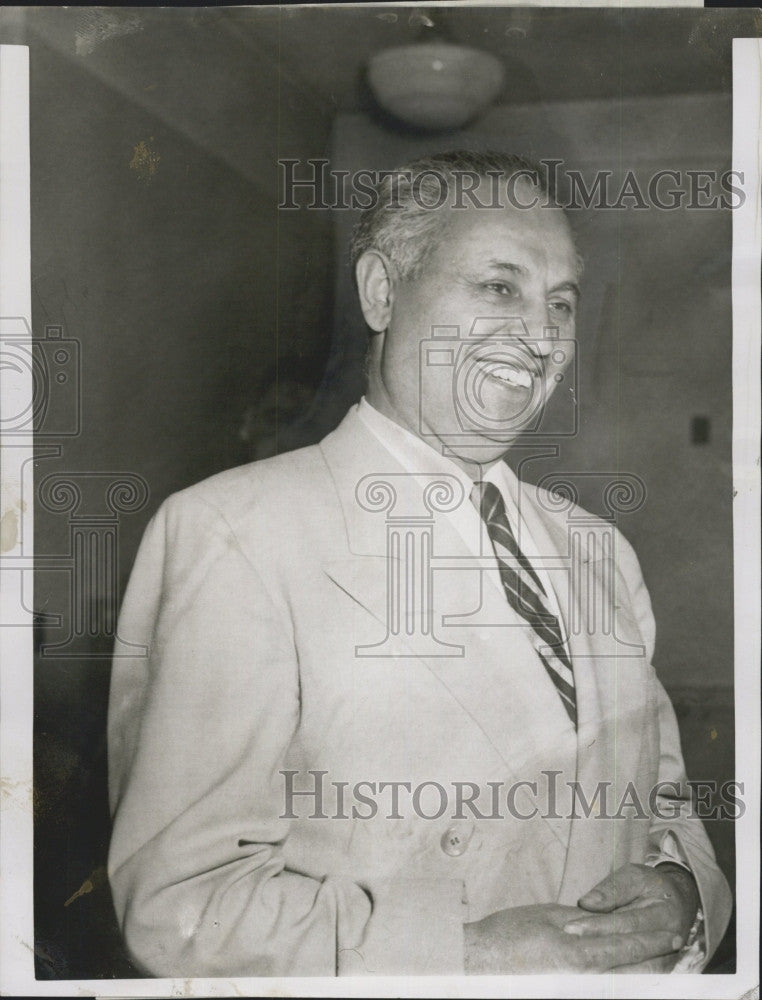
[107,151,731,977]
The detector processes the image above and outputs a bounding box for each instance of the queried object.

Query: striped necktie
[475,480,577,727]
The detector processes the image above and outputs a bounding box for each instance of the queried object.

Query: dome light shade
[368,42,505,131]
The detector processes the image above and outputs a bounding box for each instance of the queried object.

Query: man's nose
[506,306,558,357]
[524,325,558,358]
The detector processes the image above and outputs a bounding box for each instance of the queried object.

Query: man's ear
[355,250,395,333]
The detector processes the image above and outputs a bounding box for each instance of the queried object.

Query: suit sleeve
[615,529,733,964]
[107,493,376,977]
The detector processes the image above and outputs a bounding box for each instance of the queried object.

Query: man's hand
[561,862,700,972]
[463,902,683,974]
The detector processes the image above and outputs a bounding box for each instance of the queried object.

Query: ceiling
[8,5,759,114]
[227,4,755,107]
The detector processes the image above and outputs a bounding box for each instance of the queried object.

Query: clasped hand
[464,862,700,974]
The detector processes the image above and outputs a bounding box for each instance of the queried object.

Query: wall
[0,10,335,978]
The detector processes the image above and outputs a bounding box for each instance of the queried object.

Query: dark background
[0,4,753,978]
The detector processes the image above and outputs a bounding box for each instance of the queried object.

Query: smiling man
[107,150,731,977]
[353,155,580,470]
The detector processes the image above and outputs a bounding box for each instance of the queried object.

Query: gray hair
[349,149,555,283]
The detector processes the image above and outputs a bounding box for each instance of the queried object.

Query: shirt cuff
[646,830,706,973]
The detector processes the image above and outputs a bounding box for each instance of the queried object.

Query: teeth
[490,365,532,388]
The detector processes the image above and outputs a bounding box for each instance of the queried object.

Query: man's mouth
[479,360,534,390]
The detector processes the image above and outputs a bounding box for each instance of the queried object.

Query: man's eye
[549,300,574,316]
[484,282,516,296]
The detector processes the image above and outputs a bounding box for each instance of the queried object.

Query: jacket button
[440,824,471,857]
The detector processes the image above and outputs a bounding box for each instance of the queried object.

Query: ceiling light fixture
[367,15,505,131]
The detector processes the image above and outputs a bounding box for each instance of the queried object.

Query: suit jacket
[107,406,732,977]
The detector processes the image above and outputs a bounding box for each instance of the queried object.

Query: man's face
[369,188,580,467]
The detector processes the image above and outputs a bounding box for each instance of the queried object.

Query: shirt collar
[356,396,516,505]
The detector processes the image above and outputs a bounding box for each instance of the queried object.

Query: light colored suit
[107,405,732,977]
